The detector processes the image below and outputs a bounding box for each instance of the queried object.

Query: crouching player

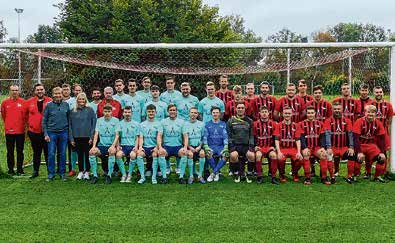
[116,106,145,184]
[324,102,357,184]
[227,101,255,183]
[299,106,326,185]
[139,104,167,184]
[183,107,206,184]
[253,106,279,184]
[353,105,387,183]
[274,106,304,183]
[89,104,127,184]
[204,107,229,182]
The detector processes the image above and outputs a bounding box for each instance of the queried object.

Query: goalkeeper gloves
[203,145,212,156]
[221,145,229,158]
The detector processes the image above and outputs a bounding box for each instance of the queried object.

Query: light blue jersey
[140,120,163,147]
[136,90,153,104]
[113,93,130,108]
[198,96,225,123]
[117,119,140,146]
[162,117,185,147]
[160,90,182,104]
[143,100,168,121]
[95,117,119,146]
[174,95,199,120]
[184,120,205,147]
[124,94,144,122]
[64,97,76,110]
[89,101,100,116]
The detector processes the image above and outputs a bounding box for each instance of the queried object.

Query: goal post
[0,42,395,176]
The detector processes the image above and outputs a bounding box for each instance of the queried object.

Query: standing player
[89,87,102,115]
[139,104,167,184]
[89,104,126,184]
[357,84,371,119]
[253,106,279,184]
[296,79,313,103]
[252,81,277,120]
[116,106,145,184]
[353,105,387,182]
[333,83,361,123]
[243,83,256,118]
[305,85,332,123]
[215,74,234,105]
[97,87,123,119]
[274,106,304,183]
[174,82,199,121]
[325,102,357,184]
[227,101,255,183]
[204,107,229,182]
[113,79,131,108]
[160,75,182,104]
[224,85,245,120]
[275,83,306,123]
[198,81,225,123]
[125,78,144,122]
[142,85,168,121]
[184,107,206,184]
[136,76,153,104]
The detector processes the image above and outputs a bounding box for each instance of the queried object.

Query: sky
[1,0,394,41]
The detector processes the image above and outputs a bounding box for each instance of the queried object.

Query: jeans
[47,131,68,178]
[5,134,25,173]
[28,131,48,173]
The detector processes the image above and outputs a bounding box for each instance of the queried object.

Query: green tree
[0,20,7,43]
[26,25,64,43]
[328,23,386,42]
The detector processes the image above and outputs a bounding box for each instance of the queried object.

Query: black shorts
[229,145,249,157]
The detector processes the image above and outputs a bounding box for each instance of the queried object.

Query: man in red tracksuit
[1,85,26,175]
[274,106,304,184]
[97,86,122,119]
[353,105,387,183]
[25,83,52,178]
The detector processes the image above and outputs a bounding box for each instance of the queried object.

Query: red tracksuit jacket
[1,97,26,134]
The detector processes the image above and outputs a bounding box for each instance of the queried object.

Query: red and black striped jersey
[324,117,353,148]
[225,99,243,118]
[275,96,306,123]
[306,99,332,122]
[353,118,385,144]
[274,121,301,149]
[298,120,324,148]
[368,100,393,130]
[297,94,313,104]
[243,96,255,117]
[357,97,371,118]
[253,119,276,147]
[215,90,234,105]
[332,97,361,123]
[252,95,277,120]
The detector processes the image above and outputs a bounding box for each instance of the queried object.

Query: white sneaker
[120,175,127,183]
[76,172,83,180]
[126,175,132,183]
[166,167,171,175]
[207,173,215,182]
[145,171,152,177]
[176,168,180,175]
[138,178,145,184]
[152,178,158,184]
[83,172,90,180]
[228,171,233,176]
[334,172,339,177]
[214,173,220,182]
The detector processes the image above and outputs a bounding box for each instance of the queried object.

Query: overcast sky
[1,0,394,41]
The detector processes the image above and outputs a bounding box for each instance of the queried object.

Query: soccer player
[204,107,229,182]
[184,107,206,184]
[252,81,277,120]
[243,83,256,118]
[142,85,168,121]
[227,101,255,183]
[113,79,131,108]
[353,105,387,182]
[25,83,52,178]
[333,83,361,123]
[274,106,304,183]
[174,82,199,121]
[224,85,244,120]
[89,87,102,115]
[215,74,234,105]
[136,76,153,103]
[89,104,126,184]
[275,83,306,123]
[160,104,188,183]
[139,104,167,184]
[160,75,182,104]
[253,106,279,184]
[97,87,123,119]
[299,106,327,184]
[1,85,26,176]
[305,85,332,123]
[198,81,225,123]
[296,79,313,103]
[116,106,145,184]
[125,78,145,122]
[324,102,357,184]
[357,83,371,119]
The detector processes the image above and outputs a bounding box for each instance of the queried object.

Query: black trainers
[178,178,186,184]
[257,176,264,184]
[271,177,280,185]
[345,177,353,184]
[330,177,336,184]
[91,176,98,184]
[30,171,39,179]
[105,175,112,184]
[16,171,25,176]
[7,170,15,176]
[363,173,371,180]
[161,178,169,184]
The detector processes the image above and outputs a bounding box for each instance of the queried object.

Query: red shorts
[385,133,390,151]
[361,144,381,162]
[306,147,324,157]
[332,147,349,157]
[259,146,275,157]
[279,148,298,161]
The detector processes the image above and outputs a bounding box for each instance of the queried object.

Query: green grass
[1,95,395,242]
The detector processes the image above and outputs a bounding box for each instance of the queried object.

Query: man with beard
[333,83,361,124]
[275,83,306,123]
[296,79,313,103]
[174,82,199,121]
[89,87,102,115]
[251,81,277,120]
[306,85,332,123]
[113,79,131,109]
[215,74,234,105]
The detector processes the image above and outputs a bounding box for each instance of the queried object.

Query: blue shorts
[143,147,155,158]
[97,145,110,156]
[210,145,224,157]
[121,145,135,157]
[164,145,182,158]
